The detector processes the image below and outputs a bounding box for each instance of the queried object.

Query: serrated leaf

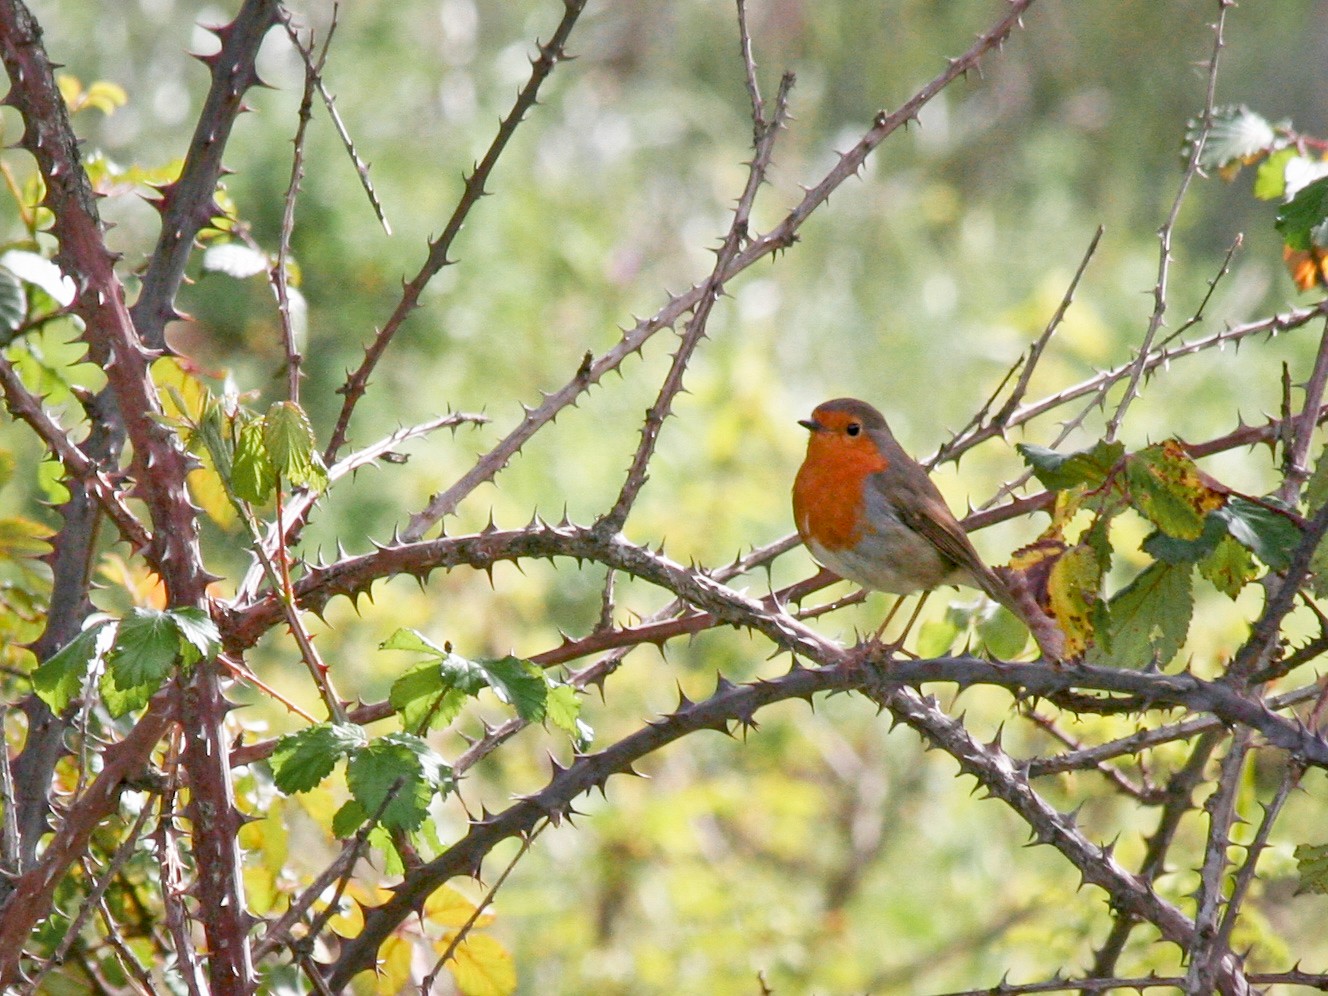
[1186,105,1275,172]
[1277,175,1328,251]
[382,627,450,658]
[1099,562,1192,668]
[544,683,582,736]
[1218,497,1301,571]
[98,671,159,718]
[478,656,548,721]
[0,250,75,306]
[263,401,326,490]
[232,419,275,504]
[389,660,470,733]
[426,885,491,929]
[1295,842,1328,895]
[0,268,26,332]
[1047,544,1099,659]
[1017,440,1124,491]
[1199,534,1258,599]
[1124,441,1224,540]
[169,606,220,667]
[346,732,451,832]
[271,723,367,794]
[202,242,270,279]
[446,934,516,996]
[33,621,112,714]
[1254,147,1301,201]
[107,607,182,688]
[1284,155,1328,200]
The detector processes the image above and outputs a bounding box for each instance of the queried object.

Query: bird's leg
[868,591,931,657]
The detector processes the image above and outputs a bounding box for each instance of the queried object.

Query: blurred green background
[10,0,1328,991]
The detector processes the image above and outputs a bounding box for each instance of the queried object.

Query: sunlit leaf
[107,607,181,688]
[0,250,75,306]
[0,516,53,561]
[389,660,470,733]
[1253,147,1301,201]
[33,620,112,714]
[270,722,367,794]
[479,656,547,721]
[445,933,516,996]
[263,401,327,491]
[232,419,275,504]
[1017,440,1124,491]
[346,732,451,832]
[425,885,491,929]
[169,606,220,667]
[1185,104,1275,173]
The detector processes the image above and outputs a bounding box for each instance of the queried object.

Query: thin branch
[325,0,588,464]
[1105,0,1231,441]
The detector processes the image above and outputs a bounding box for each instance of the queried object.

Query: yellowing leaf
[1047,543,1099,659]
[445,934,516,996]
[1125,440,1226,540]
[425,885,491,929]
[376,934,413,994]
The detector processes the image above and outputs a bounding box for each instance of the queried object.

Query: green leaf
[389,660,470,733]
[1199,535,1258,599]
[33,621,111,714]
[975,605,1029,660]
[1142,512,1227,565]
[1124,442,1222,540]
[1253,147,1300,201]
[263,401,327,491]
[544,683,583,735]
[346,732,451,832]
[1017,440,1124,491]
[332,799,369,838]
[232,419,275,504]
[1098,562,1192,668]
[479,656,548,722]
[1218,497,1301,571]
[107,608,182,688]
[1276,175,1328,251]
[98,671,159,718]
[1296,842,1328,895]
[382,627,450,658]
[169,606,220,667]
[271,722,367,794]
[0,268,26,333]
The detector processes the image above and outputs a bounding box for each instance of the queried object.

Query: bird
[792,397,1062,658]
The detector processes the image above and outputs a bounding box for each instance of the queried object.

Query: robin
[792,397,1062,659]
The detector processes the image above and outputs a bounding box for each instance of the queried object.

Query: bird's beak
[798,417,823,433]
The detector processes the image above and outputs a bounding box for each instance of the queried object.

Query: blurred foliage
[5,0,1328,992]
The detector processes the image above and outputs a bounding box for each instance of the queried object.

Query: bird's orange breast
[792,435,889,552]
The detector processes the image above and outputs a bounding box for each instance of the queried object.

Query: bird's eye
[845,421,861,437]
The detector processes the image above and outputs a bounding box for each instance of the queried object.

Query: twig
[1105,1,1231,442]
[282,4,389,236]
[1279,317,1328,504]
[325,0,587,464]
[420,822,546,993]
